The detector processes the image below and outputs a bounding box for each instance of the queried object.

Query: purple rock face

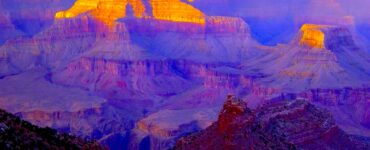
[0,0,369,149]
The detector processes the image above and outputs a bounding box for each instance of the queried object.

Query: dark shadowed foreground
[0,109,106,150]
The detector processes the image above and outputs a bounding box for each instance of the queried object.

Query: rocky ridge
[175,95,369,150]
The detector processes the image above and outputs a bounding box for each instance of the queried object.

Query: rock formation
[55,0,205,25]
[175,96,369,150]
[299,24,327,49]
[0,1,369,150]
[297,24,359,52]
[244,23,370,92]
[150,0,205,24]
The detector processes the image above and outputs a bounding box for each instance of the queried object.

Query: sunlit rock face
[299,24,327,49]
[150,0,205,24]
[55,0,205,25]
[54,0,99,19]
[298,24,358,51]
[55,0,131,26]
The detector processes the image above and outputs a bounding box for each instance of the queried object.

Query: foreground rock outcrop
[175,95,369,150]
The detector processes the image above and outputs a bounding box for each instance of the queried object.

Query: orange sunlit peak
[55,0,205,26]
[150,0,205,24]
[55,0,147,26]
[299,24,332,49]
[55,0,99,19]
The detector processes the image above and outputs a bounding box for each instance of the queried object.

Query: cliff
[0,2,369,150]
[175,96,369,150]
[244,24,370,92]
[0,11,257,79]
[122,16,257,63]
[0,6,263,149]
[240,24,370,138]
[0,15,131,76]
[150,0,205,24]
[298,24,327,49]
[297,24,359,52]
[55,0,205,25]
[55,0,140,26]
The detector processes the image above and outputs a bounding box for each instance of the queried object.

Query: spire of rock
[218,95,252,133]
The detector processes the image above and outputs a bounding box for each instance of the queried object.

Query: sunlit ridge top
[55,0,205,26]
[299,24,333,49]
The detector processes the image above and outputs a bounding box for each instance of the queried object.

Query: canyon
[0,0,369,149]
